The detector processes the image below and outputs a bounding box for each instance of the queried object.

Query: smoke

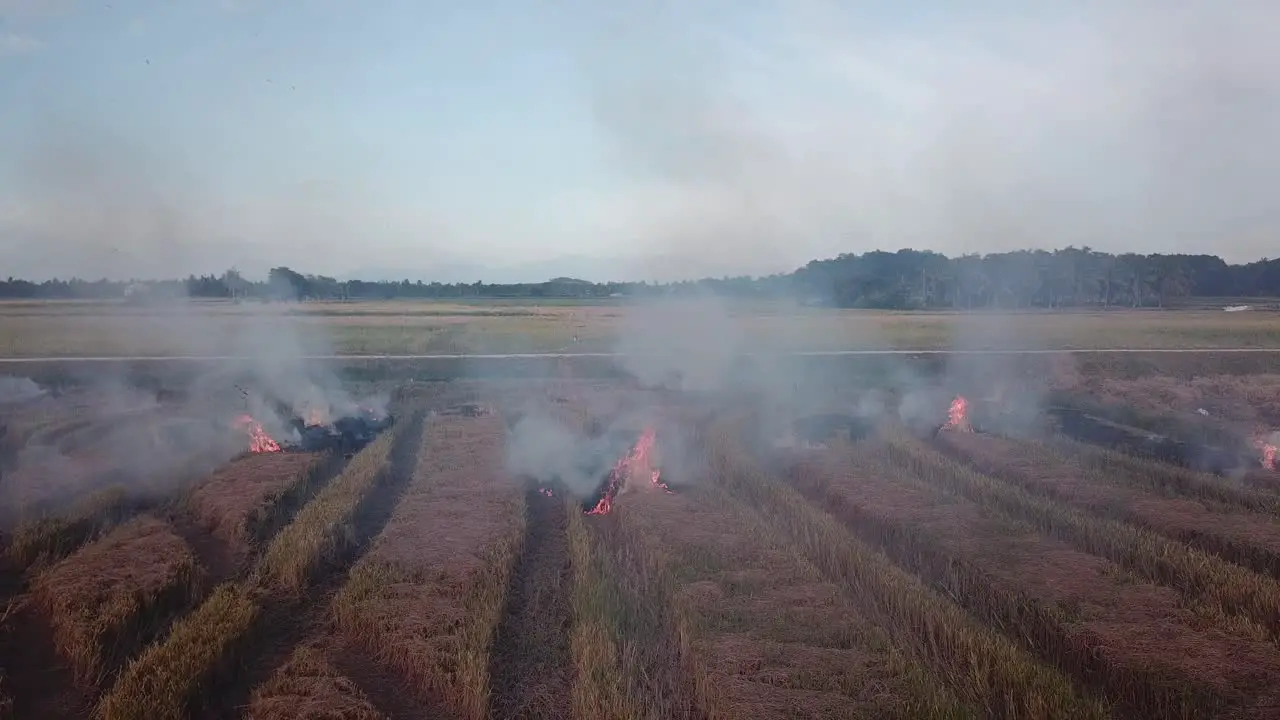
[0,293,390,523]
[575,0,1280,436]
[0,375,43,403]
[582,1,1280,269]
[505,404,646,496]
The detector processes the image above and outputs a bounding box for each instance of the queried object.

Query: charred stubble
[487,486,574,720]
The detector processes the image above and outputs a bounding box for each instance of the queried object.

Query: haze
[1,0,1277,282]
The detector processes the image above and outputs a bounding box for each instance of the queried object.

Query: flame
[1255,434,1278,471]
[233,414,282,453]
[942,395,972,432]
[538,487,555,497]
[305,407,328,427]
[585,426,670,516]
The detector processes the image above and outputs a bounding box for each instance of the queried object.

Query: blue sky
[2,1,1278,281]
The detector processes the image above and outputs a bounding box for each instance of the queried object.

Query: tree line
[3,248,1280,309]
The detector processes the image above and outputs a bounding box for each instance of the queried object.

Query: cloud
[0,33,43,56]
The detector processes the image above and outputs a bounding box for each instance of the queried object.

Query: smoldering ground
[0,300,391,525]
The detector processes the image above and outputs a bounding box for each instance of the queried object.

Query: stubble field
[3,302,1280,719]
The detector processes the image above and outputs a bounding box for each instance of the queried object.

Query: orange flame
[538,487,555,497]
[585,426,670,516]
[234,414,282,453]
[943,396,972,432]
[1255,435,1277,471]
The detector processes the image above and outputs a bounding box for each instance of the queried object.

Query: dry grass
[6,486,148,571]
[784,443,1269,717]
[186,451,333,556]
[34,516,201,687]
[703,418,1106,719]
[95,420,417,720]
[332,413,523,720]
[257,433,398,592]
[4,301,1280,357]
[885,435,1280,640]
[938,433,1280,579]
[566,502,695,720]
[247,644,387,720]
[618,480,976,720]
[97,582,259,720]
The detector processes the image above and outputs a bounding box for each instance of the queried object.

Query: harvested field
[33,517,200,688]
[247,644,386,720]
[936,433,1280,579]
[622,480,977,719]
[7,364,1280,719]
[487,487,574,720]
[186,451,332,559]
[333,412,524,719]
[780,443,1280,718]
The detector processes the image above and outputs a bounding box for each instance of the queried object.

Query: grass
[97,582,259,720]
[96,417,420,720]
[884,435,1280,639]
[1047,437,1278,514]
[937,434,1280,579]
[248,645,387,720]
[4,300,1280,357]
[331,413,523,720]
[702,418,1108,719]
[257,432,398,592]
[625,480,977,719]
[566,503,697,720]
[785,444,1232,717]
[6,487,150,572]
[184,452,337,556]
[34,517,202,687]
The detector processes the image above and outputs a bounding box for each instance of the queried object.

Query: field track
[2,347,1280,363]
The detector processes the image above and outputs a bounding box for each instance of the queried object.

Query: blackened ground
[1046,407,1255,474]
[487,486,573,720]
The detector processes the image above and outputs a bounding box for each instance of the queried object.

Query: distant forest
[4,248,1280,310]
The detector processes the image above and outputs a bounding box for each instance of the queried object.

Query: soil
[487,487,573,720]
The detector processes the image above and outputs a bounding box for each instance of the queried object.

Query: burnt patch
[284,411,396,457]
[1045,407,1255,474]
[487,485,573,720]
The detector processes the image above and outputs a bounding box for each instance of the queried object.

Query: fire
[538,487,555,498]
[942,395,972,432]
[1255,434,1278,471]
[305,407,328,427]
[585,426,671,516]
[233,414,282,453]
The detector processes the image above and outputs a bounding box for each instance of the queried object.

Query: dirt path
[487,487,573,720]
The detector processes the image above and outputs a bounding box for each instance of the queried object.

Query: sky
[1,0,1278,282]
